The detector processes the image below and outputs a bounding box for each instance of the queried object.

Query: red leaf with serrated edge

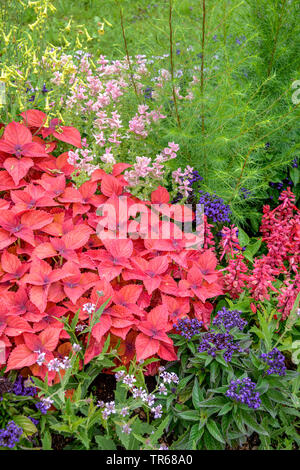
[21,210,53,230]
[20,109,47,128]
[92,315,112,342]
[6,344,37,371]
[135,333,159,361]
[112,163,132,176]
[5,316,33,336]
[52,126,82,148]
[101,174,124,197]
[158,342,177,361]
[151,186,170,204]
[3,157,33,185]
[1,250,21,274]
[63,224,93,249]
[39,327,60,351]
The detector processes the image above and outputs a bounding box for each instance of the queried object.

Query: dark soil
[89,372,157,403]
[52,433,74,451]
[90,373,116,403]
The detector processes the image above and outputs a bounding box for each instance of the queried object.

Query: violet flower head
[13,376,36,397]
[213,307,247,332]
[0,421,23,448]
[198,331,242,362]
[35,397,53,415]
[198,191,231,224]
[260,348,287,376]
[174,318,203,339]
[226,377,261,409]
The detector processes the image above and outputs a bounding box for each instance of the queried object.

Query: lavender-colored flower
[159,371,179,384]
[260,348,287,376]
[122,424,132,434]
[198,331,242,362]
[151,404,163,419]
[82,303,96,314]
[47,356,71,372]
[158,383,168,395]
[106,401,116,414]
[143,394,156,406]
[174,318,203,339]
[75,324,86,332]
[212,307,247,332]
[0,421,23,448]
[122,374,136,387]
[35,350,46,366]
[197,191,231,224]
[132,387,147,400]
[72,343,82,353]
[115,370,126,382]
[120,407,129,417]
[159,444,169,450]
[226,377,261,409]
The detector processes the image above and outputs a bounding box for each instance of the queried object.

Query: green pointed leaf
[206,419,226,443]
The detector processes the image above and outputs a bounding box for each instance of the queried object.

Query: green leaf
[192,378,202,410]
[95,435,117,450]
[116,424,130,449]
[150,415,170,444]
[206,419,226,444]
[189,423,203,449]
[203,428,224,450]
[198,396,227,408]
[218,402,233,416]
[243,238,262,262]
[238,227,250,246]
[13,415,37,436]
[290,166,299,187]
[177,409,200,422]
[41,430,52,450]
[268,388,291,405]
[240,410,269,436]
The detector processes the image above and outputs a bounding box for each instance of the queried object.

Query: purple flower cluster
[198,190,231,223]
[226,377,261,409]
[292,157,298,168]
[189,170,203,185]
[0,421,23,448]
[35,397,53,415]
[198,331,241,362]
[212,307,247,332]
[144,86,154,100]
[260,348,287,376]
[13,376,37,397]
[240,187,251,199]
[172,170,203,204]
[174,318,203,339]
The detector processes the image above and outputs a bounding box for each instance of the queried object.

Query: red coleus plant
[0,111,225,383]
